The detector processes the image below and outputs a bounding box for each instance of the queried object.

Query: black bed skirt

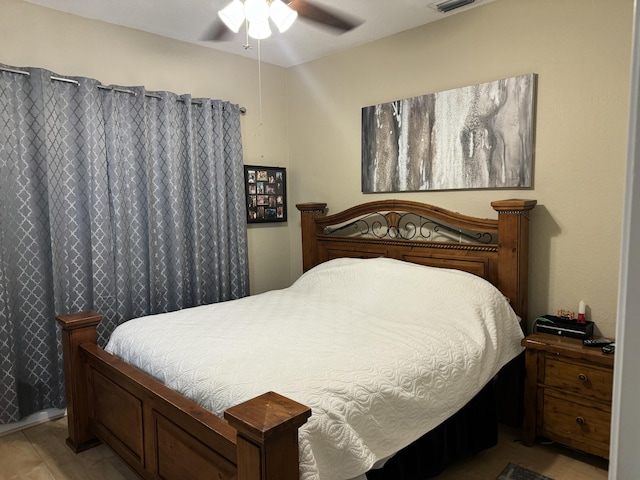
[366,380,498,479]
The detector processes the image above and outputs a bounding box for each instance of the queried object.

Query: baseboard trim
[0,408,67,437]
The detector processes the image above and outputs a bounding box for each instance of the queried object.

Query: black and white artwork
[361,74,536,192]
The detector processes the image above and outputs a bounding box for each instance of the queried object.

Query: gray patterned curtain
[0,65,249,424]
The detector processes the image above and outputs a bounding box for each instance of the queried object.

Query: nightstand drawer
[542,391,611,458]
[544,355,613,402]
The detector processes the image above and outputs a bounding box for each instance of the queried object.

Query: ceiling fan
[203,0,362,42]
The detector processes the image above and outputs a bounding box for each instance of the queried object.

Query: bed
[57,198,536,480]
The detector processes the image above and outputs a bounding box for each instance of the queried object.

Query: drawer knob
[578,373,588,382]
[576,416,586,425]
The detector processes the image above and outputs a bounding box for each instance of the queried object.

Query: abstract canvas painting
[361,74,536,192]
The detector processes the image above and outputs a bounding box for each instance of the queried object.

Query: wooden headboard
[296,199,536,323]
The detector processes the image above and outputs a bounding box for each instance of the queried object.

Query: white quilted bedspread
[106,257,524,480]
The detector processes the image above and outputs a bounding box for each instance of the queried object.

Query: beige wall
[0,0,292,295]
[1,0,633,338]
[286,0,632,338]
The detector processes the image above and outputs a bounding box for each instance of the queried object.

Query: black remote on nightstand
[583,338,613,347]
[602,343,615,354]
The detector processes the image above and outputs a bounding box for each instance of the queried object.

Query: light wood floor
[0,417,608,480]
[430,425,609,480]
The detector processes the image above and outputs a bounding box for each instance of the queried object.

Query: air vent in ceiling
[435,0,476,13]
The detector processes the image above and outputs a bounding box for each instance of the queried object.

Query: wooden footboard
[57,311,311,480]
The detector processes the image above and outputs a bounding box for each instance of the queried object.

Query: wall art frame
[244,165,287,223]
[361,73,537,193]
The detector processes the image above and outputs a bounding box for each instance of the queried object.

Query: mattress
[106,257,524,480]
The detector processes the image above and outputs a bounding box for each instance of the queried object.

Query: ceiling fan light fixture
[269,0,298,33]
[217,0,299,40]
[244,0,270,23]
[247,19,272,39]
[218,0,245,33]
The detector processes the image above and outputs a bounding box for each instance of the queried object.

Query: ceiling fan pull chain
[258,39,265,159]
[243,18,250,49]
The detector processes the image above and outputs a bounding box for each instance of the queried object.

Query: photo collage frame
[244,165,287,223]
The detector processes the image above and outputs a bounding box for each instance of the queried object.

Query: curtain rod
[0,66,247,114]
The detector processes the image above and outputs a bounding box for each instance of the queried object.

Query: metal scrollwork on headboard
[322,211,496,244]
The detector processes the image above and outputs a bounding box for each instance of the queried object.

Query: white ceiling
[23,0,494,68]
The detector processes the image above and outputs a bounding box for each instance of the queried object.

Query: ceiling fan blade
[200,19,235,42]
[288,0,363,33]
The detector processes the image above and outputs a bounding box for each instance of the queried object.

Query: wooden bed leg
[224,391,312,480]
[296,202,327,272]
[56,311,103,453]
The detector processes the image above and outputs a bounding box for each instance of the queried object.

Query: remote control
[583,338,613,347]
[602,343,615,354]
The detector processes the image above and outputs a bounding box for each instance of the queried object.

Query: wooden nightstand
[521,333,614,459]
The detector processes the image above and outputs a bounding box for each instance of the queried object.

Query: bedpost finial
[491,199,537,213]
[296,202,327,214]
